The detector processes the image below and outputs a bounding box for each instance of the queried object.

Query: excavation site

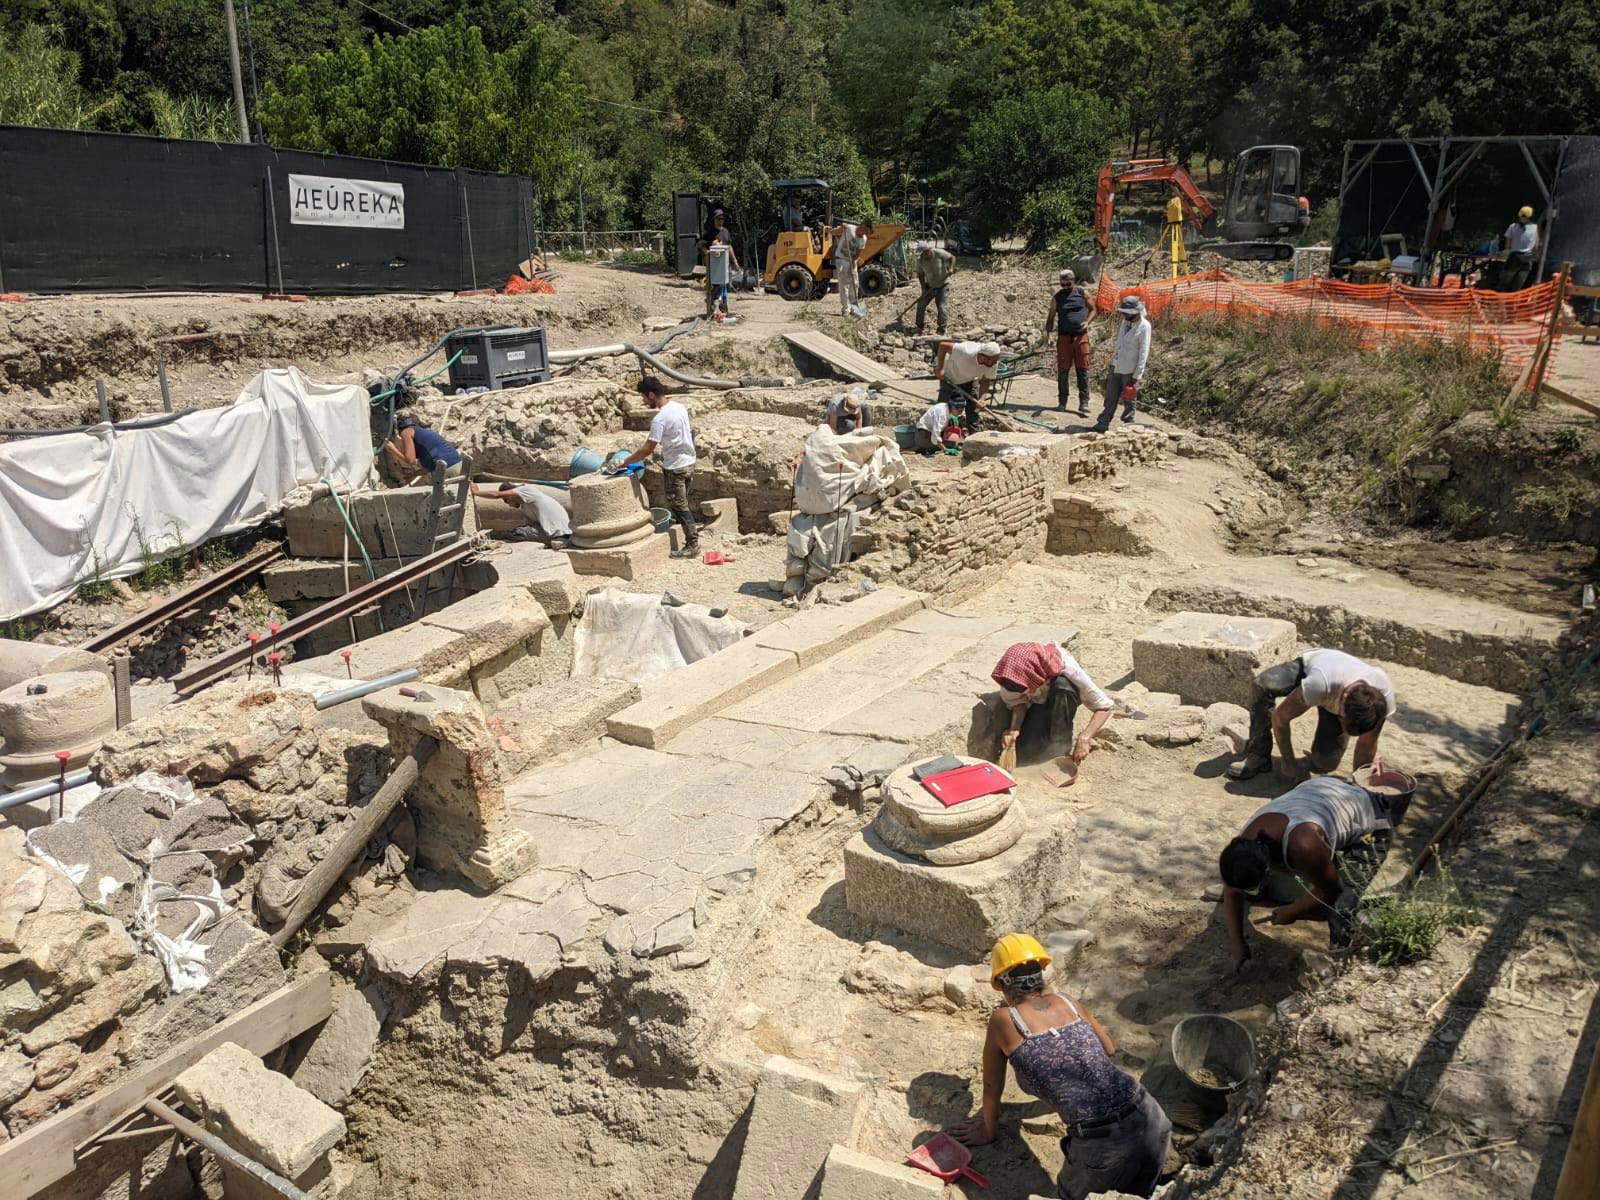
[1,183,1598,1200]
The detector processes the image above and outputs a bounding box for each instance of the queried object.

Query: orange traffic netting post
[1093,267,1565,380]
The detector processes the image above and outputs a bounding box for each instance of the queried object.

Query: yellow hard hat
[1518,205,1534,221]
[990,933,1051,981]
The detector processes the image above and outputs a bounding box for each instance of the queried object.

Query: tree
[959,83,1118,248]
[257,18,582,200]
[0,23,107,129]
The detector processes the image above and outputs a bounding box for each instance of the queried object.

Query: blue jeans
[705,283,729,315]
[1099,371,1136,425]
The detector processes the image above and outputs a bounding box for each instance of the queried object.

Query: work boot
[1121,409,1137,425]
[1226,753,1270,781]
[671,544,701,560]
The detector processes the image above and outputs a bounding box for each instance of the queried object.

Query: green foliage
[1353,862,1475,967]
[959,85,1117,246]
[258,18,580,200]
[75,549,117,603]
[0,23,107,128]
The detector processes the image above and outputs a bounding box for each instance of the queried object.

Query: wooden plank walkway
[782,330,902,384]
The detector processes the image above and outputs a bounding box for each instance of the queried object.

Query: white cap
[978,341,1003,358]
[916,240,932,253]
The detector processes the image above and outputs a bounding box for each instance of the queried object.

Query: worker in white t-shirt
[472,482,573,546]
[912,398,963,454]
[1500,205,1540,292]
[614,376,700,558]
[934,339,1002,431]
[1227,647,1396,782]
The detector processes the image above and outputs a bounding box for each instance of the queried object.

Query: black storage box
[443,325,550,392]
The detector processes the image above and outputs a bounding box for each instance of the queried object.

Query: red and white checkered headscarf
[991,642,1063,693]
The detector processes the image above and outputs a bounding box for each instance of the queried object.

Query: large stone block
[566,530,672,580]
[732,1056,866,1200]
[174,1042,345,1179]
[0,639,111,693]
[751,588,928,668]
[818,1145,943,1199]
[1131,611,1297,708]
[285,485,475,559]
[606,639,800,748]
[844,806,1077,956]
[289,980,387,1109]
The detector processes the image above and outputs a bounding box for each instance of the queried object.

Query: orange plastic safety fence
[1094,268,1562,375]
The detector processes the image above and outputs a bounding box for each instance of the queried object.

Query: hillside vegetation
[3,0,1599,250]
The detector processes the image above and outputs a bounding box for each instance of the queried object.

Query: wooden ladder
[413,456,473,617]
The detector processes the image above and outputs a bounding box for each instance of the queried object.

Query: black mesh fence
[0,126,534,294]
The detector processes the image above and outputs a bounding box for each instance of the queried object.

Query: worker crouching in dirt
[1219,767,1416,973]
[952,934,1173,1200]
[471,482,572,547]
[1226,648,1395,782]
[912,397,965,454]
[973,642,1115,767]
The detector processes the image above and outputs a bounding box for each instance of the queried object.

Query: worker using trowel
[982,641,1115,768]
[1226,648,1395,782]
[1218,767,1415,972]
[471,482,572,547]
[934,339,1002,431]
[1094,295,1150,429]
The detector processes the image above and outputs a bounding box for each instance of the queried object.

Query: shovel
[906,1133,991,1187]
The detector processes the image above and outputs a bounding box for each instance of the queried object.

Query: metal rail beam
[171,534,485,696]
[78,545,286,655]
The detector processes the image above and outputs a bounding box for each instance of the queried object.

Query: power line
[591,98,669,116]
[352,0,418,34]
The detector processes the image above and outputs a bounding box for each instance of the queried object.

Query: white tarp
[572,588,748,686]
[0,367,373,621]
[792,425,909,515]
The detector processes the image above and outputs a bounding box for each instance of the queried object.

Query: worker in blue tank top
[385,413,462,484]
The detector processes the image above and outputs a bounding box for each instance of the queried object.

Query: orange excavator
[1092,146,1311,270]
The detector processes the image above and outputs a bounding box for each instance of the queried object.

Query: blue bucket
[893,424,915,449]
[570,447,629,478]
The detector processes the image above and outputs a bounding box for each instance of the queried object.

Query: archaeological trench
[0,294,1593,1200]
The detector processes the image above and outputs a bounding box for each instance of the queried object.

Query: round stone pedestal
[844,756,1078,955]
[873,757,1024,865]
[0,670,116,784]
[568,472,653,549]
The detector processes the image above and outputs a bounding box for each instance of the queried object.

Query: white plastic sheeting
[572,587,748,686]
[792,425,908,515]
[0,367,374,621]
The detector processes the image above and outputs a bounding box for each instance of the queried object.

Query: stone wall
[1067,425,1167,483]
[1046,492,1155,555]
[434,378,630,480]
[853,453,1051,597]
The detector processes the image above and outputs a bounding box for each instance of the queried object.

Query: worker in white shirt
[934,339,1002,431]
[1095,295,1150,430]
[912,398,964,454]
[1226,648,1396,782]
[471,482,573,546]
[1501,205,1539,292]
[613,376,701,558]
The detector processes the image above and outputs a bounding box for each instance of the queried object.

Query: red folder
[921,763,1016,807]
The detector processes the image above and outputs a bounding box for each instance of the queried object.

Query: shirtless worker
[1218,770,1413,970]
[1226,648,1395,783]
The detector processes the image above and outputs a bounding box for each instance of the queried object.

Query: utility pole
[223,0,251,143]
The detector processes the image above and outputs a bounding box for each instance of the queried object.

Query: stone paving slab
[750,588,927,667]
[661,719,876,776]
[606,640,801,748]
[891,608,1016,639]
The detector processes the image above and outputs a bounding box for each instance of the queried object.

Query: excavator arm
[1094,159,1216,254]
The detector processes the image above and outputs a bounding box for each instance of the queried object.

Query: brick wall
[1046,492,1154,555]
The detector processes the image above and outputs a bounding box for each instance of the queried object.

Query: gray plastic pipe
[0,769,94,811]
[312,668,419,710]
